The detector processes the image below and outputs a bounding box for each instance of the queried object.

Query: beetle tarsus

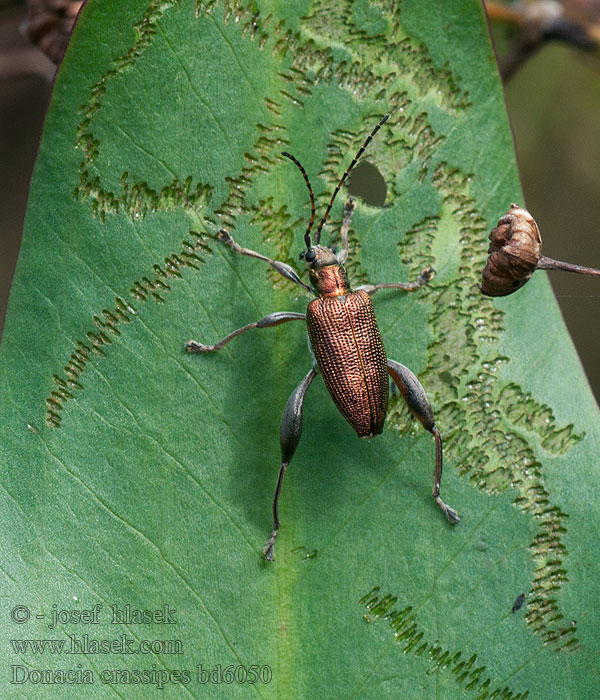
[262,530,278,561]
[185,340,213,353]
[217,228,234,245]
[418,266,435,284]
[436,497,461,525]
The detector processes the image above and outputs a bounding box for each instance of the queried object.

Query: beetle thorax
[310,264,351,298]
[310,265,351,298]
[304,245,351,298]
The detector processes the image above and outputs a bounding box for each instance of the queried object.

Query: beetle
[186,115,460,560]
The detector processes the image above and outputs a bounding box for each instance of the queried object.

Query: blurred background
[0,0,598,401]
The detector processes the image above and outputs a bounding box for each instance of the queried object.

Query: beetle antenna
[314,113,390,244]
[282,151,316,249]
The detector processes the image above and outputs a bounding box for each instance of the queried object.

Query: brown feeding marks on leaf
[247,197,302,293]
[360,587,530,700]
[295,1,470,113]
[215,116,288,231]
[74,0,213,223]
[386,154,582,649]
[498,383,584,454]
[44,232,212,428]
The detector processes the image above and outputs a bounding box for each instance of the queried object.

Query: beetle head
[299,245,338,270]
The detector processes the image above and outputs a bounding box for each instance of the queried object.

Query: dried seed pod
[480,203,541,296]
[480,203,600,296]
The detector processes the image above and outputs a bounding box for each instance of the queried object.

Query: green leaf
[1,0,598,697]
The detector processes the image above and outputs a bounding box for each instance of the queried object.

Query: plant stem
[536,256,600,277]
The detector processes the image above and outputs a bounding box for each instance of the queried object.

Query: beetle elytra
[187,115,460,560]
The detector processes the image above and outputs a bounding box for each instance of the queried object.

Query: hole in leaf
[348,161,387,207]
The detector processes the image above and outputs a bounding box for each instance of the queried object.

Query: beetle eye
[304,248,316,263]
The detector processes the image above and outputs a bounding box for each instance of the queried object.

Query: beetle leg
[186,312,305,352]
[387,359,461,525]
[263,367,318,561]
[335,197,356,265]
[356,266,435,295]
[217,228,312,293]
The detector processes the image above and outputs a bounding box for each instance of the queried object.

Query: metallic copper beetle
[187,115,460,560]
